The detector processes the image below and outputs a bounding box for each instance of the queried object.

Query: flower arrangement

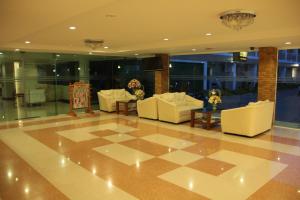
[134,89,145,100]
[208,89,222,110]
[128,79,141,90]
[127,79,145,100]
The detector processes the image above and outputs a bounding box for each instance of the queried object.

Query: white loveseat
[97,89,136,112]
[221,100,274,137]
[25,88,46,105]
[156,92,203,123]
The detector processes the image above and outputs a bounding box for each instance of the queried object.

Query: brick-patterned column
[154,54,169,94]
[258,47,278,102]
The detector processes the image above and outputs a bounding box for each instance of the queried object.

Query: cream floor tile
[93,143,154,165]
[141,134,195,149]
[0,130,138,200]
[103,134,135,143]
[159,150,203,165]
[57,131,99,142]
[159,150,287,200]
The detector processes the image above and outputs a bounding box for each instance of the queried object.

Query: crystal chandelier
[220,10,256,31]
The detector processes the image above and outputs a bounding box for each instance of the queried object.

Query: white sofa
[97,89,136,112]
[25,88,46,105]
[221,100,274,137]
[156,92,204,123]
[137,97,158,120]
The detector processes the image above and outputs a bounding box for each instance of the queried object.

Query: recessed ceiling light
[134,53,139,56]
[192,48,197,51]
[69,26,76,30]
[163,38,169,41]
[88,52,93,55]
[0,52,3,55]
[15,49,20,51]
[117,65,121,69]
[285,42,292,45]
[25,41,31,44]
[104,46,109,49]
[56,54,60,57]
[205,33,212,36]
[169,64,172,68]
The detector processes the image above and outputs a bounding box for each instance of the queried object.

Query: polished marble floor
[0,111,300,199]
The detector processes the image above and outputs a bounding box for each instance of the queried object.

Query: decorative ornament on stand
[128,79,145,100]
[208,89,222,111]
[219,10,256,31]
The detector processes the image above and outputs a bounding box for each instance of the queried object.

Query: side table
[190,108,221,129]
[116,100,137,116]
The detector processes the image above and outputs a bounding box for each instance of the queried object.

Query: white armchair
[137,97,158,119]
[157,92,203,123]
[221,100,274,137]
[97,89,136,112]
[25,88,46,105]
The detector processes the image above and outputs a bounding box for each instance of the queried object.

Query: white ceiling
[1,0,300,56]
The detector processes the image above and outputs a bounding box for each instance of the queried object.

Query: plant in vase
[127,79,145,100]
[134,89,145,100]
[208,89,222,111]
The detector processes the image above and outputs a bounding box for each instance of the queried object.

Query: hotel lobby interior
[1,0,300,199]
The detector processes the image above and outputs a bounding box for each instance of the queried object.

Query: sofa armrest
[185,95,204,107]
[137,97,158,119]
[221,107,252,133]
[125,91,137,100]
[157,98,177,121]
[98,92,114,111]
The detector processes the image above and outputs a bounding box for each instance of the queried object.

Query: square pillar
[258,47,278,102]
[154,54,169,94]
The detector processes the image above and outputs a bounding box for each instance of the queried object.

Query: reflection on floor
[0,111,300,200]
[0,98,99,122]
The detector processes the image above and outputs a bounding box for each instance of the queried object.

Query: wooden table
[190,108,221,129]
[116,100,137,116]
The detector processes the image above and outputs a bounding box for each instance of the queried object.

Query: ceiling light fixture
[285,42,292,45]
[291,63,299,67]
[0,52,3,55]
[192,48,197,51]
[134,53,139,56]
[88,52,93,55]
[15,49,20,51]
[205,33,212,36]
[163,38,169,41]
[104,46,109,49]
[220,10,256,31]
[84,39,104,50]
[25,41,31,44]
[69,26,76,30]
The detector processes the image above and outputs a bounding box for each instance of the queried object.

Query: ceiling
[1,0,300,56]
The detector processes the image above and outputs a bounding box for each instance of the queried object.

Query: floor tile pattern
[0,112,300,199]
